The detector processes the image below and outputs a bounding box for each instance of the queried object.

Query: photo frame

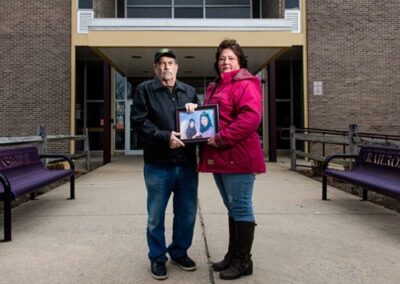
[176,104,219,143]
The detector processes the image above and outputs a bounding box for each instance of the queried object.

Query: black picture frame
[176,104,219,143]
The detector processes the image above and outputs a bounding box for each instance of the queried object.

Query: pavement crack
[198,201,215,284]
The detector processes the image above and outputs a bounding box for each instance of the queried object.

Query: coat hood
[208,68,259,90]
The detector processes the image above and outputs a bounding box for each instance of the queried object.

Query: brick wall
[307,1,400,136]
[262,0,285,18]
[0,0,71,145]
[94,0,115,18]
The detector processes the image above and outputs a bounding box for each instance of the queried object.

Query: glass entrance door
[125,99,143,155]
[114,71,142,155]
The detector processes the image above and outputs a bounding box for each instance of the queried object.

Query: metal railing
[290,124,400,170]
[0,126,91,171]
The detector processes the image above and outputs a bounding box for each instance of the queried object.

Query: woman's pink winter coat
[197,68,266,174]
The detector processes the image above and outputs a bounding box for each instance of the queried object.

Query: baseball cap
[154,48,176,63]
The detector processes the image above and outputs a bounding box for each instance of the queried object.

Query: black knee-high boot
[220,221,255,280]
[212,217,236,271]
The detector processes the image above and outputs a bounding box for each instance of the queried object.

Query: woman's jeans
[213,173,255,222]
[144,163,198,263]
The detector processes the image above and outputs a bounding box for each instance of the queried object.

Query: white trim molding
[87,18,293,32]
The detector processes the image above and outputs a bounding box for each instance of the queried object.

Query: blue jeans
[213,173,255,222]
[144,163,198,263]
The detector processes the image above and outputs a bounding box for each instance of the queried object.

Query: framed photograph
[176,104,219,143]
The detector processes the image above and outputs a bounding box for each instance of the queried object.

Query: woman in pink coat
[198,39,266,280]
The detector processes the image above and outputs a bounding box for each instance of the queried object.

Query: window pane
[285,0,299,9]
[115,101,125,150]
[127,81,132,99]
[87,103,104,127]
[276,61,291,99]
[276,102,291,126]
[175,8,203,18]
[115,72,125,100]
[115,130,125,150]
[175,0,203,5]
[127,8,172,18]
[88,131,104,151]
[127,0,171,5]
[206,7,250,18]
[86,61,103,100]
[206,0,249,5]
[79,0,93,9]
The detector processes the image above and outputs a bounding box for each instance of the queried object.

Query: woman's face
[189,120,195,127]
[200,116,208,126]
[218,48,240,73]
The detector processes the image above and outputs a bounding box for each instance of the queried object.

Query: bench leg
[3,197,12,242]
[29,192,37,200]
[362,188,368,201]
[69,174,75,200]
[322,175,328,200]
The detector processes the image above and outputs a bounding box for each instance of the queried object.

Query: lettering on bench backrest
[358,146,400,169]
[0,147,40,170]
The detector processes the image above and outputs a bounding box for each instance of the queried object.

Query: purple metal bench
[0,146,75,241]
[322,145,400,201]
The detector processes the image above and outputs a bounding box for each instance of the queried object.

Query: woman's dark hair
[188,118,196,128]
[214,39,248,75]
[186,118,197,139]
[199,112,213,133]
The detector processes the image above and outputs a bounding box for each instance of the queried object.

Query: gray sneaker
[171,255,197,271]
[151,261,168,280]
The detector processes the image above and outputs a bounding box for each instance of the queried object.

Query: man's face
[154,56,178,85]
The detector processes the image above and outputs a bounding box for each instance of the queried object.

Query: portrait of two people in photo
[178,106,217,142]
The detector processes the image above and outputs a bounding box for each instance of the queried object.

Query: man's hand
[185,103,198,113]
[169,131,185,149]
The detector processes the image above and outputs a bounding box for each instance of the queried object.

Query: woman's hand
[185,103,198,113]
[207,136,218,147]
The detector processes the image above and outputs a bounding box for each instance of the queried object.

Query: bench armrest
[0,172,11,195]
[322,154,358,171]
[40,154,75,171]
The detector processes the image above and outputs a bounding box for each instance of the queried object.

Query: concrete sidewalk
[1,156,399,284]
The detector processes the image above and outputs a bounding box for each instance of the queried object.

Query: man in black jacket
[132,48,199,280]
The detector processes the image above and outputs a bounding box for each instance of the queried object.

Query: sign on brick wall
[313,81,323,96]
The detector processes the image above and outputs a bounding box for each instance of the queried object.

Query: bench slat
[322,145,400,201]
[0,166,73,199]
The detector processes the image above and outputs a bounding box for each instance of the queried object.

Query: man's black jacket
[131,77,199,164]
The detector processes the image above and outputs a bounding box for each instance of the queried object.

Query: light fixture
[131,55,143,59]
[184,56,195,59]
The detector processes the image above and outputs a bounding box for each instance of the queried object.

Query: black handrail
[295,127,400,141]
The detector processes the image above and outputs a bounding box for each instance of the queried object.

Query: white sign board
[313,81,323,96]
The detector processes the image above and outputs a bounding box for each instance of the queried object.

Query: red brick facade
[0,0,71,138]
[263,0,285,18]
[306,1,400,135]
[94,0,115,18]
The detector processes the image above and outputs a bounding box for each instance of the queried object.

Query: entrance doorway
[114,72,143,155]
[273,47,303,151]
